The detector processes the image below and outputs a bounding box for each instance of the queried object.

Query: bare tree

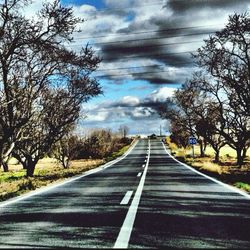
[51,134,83,169]
[178,81,227,162]
[192,13,250,164]
[189,72,249,165]
[194,13,250,117]
[85,129,113,159]
[80,129,131,159]
[159,84,226,161]
[119,125,129,138]
[169,117,190,149]
[0,0,102,174]
[176,87,208,156]
[15,82,101,177]
[158,13,249,165]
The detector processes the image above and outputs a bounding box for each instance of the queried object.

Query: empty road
[0,139,250,248]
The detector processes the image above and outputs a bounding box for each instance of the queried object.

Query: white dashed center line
[137,172,142,177]
[120,191,133,205]
[114,140,151,248]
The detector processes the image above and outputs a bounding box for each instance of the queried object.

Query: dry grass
[0,158,104,202]
[190,158,226,174]
[166,137,250,193]
[184,156,250,176]
[188,144,250,159]
[0,141,133,202]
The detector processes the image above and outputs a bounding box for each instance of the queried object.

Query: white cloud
[104,0,134,8]
[21,0,44,18]
[121,96,140,106]
[19,0,250,136]
[149,87,176,102]
[132,107,154,118]
[78,4,97,17]
[85,110,109,122]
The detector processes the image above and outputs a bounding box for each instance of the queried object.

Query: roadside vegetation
[158,13,250,193]
[165,137,250,193]
[0,0,102,177]
[0,128,133,202]
[0,1,134,203]
[0,158,104,202]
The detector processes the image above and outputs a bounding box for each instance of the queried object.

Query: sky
[25,0,250,136]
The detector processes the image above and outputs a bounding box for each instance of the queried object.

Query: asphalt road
[0,139,250,249]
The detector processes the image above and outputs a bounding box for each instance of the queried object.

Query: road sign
[189,136,197,145]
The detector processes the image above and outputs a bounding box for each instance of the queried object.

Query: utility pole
[160,125,162,137]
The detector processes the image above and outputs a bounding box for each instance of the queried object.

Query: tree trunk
[199,140,205,157]
[20,159,28,170]
[214,149,220,163]
[13,153,27,169]
[26,158,38,177]
[2,161,9,172]
[62,157,70,169]
[236,148,244,166]
[203,140,207,153]
[242,148,247,159]
[22,162,27,170]
[0,143,15,171]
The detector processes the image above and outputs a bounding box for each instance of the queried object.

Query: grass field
[166,137,250,193]
[189,145,249,159]
[0,158,104,202]
[0,143,132,202]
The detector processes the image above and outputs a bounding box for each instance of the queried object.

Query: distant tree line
[51,128,132,169]
[159,13,250,165]
[0,0,102,176]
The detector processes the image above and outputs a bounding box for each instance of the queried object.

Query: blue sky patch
[62,0,106,9]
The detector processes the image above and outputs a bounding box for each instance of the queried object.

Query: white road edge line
[114,140,151,249]
[161,142,250,199]
[137,172,142,177]
[0,140,139,209]
[120,191,133,205]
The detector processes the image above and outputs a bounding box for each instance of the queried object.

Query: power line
[95,68,191,78]
[66,30,214,48]
[65,32,215,48]
[64,39,203,54]
[96,61,195,72]
[93,51,197,77]
[97,64,163,72]
[66,40,198,68]
[93,40,202,52]
[99,50,196,61]
[73,24,218,41]
[63,25,218,49]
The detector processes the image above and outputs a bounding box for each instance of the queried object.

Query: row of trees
[0,0,102,176]
[51,128,132,169]
[159,13,250,165]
